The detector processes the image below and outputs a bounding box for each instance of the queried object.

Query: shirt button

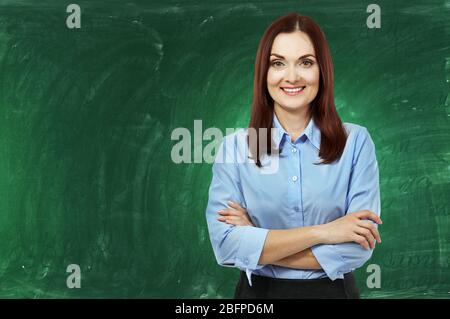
[294,206,300,212]
[292,176,298,182]
[291,148,297,153]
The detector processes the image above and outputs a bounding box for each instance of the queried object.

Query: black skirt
[234,270,360,299]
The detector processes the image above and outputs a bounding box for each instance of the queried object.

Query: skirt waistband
[241,270,353,284]
[236,271,360,298]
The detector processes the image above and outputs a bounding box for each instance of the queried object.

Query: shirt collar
[272,112,321,150]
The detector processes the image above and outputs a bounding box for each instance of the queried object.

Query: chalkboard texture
[0,0,449,298]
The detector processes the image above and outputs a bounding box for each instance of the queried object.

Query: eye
[301,59,314,67]
[271,60,284,67]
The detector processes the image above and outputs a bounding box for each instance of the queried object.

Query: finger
[228,201,245,212]
[356,227,375,249]
[353,234,370,250]
[218,209,240,216]
[358,220,382,243]
[217,216,236,224]
[359,227,376,249]
[355,210,382,225]
[218,213,253,226]
[223,215,248,226]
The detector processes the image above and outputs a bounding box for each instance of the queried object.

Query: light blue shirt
[205,113,381,286]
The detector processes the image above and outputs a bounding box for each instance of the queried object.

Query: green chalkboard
[0,0,449,298]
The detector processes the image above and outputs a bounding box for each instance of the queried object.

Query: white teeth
[282,87,305,93]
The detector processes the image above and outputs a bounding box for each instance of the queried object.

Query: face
[267,31,320,114]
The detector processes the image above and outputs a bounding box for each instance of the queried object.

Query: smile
[281,86,305,96]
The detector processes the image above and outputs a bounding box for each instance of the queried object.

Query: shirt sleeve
[205,134,269,286]
[311,126,381,281]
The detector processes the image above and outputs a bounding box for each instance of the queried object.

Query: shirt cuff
[235,226,269,286]
[311,244,347,281]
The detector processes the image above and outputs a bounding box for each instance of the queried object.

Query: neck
[274,104,311,142]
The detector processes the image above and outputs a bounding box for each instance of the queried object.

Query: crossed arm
[217,201,382,270]
[272,247,321,269]
[209,127,381,276]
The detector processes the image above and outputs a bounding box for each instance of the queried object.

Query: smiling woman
[268,36,319,113]
[205,12,382,299]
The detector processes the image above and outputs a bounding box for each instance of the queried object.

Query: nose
[286,65,300,83]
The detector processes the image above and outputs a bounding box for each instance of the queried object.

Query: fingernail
[227,201,233,205]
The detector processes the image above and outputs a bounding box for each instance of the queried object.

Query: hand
[319,210,382,250]
[217,201,254,227]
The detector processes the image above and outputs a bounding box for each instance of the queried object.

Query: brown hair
[248,12,347,167]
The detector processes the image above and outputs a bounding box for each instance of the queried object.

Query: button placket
[292,144,303,226]
[288,143,302,225]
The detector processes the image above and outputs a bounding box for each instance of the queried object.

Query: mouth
[281,86,306,96]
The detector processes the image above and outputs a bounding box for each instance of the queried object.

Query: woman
[205,12,382,299]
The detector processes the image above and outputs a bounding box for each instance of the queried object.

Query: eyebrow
[270,53,316,60]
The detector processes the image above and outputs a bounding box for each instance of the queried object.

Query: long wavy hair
[248,12,347,167]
